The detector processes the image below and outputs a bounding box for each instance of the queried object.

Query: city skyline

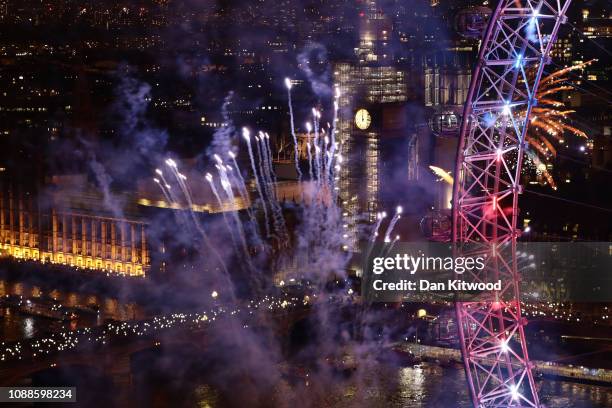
[0,1,610,407]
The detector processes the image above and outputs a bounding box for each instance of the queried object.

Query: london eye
[452,1,572,407]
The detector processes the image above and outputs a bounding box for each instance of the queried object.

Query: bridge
[0,299,309,390]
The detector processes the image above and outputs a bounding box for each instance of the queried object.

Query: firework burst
[520,60,593,188]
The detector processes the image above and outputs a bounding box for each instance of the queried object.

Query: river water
[1,277,609,407]
[189,362,611,408]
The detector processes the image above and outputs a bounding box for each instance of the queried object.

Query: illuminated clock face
[355,108,372,130]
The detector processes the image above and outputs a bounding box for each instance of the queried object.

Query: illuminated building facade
[0,190,149,276]
[0,167,255,277]
[334,0,408,246]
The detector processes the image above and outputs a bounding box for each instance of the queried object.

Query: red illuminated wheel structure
[452,1,571,407]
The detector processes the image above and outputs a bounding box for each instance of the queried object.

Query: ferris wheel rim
[451,1,572,407]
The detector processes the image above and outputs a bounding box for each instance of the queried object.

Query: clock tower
[334,1,409,248]
[354,108,372,130]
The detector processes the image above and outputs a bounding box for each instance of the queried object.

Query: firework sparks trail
[319,127,326,176]
[227,151,257,222]
[389,234,400,252]
[153,177,171,203]
[206,171,241,254]
[171,168,209,234]
[429,165,454,185]
[166,159,192,206]
[279,101,350,273]
[214,156,241,211]
[143,84,414,377]
[314,144,322,184]
[298,173,347,278]
[306,142,313,182]
[257,132,287,240]
[253,133,278,241]
[312,108,322,183]
[526,150,556,189]
[153,169,173,205]
[156,167,180,207]
[285,78,302,182]
[157,160,233,293]
[264,133,278,187]
[255,134,281,240]
[305,122,314,182]
[164,159,197,226]
[153,174,191,228]
[326,88,340,185]
[224,154,266,252]
[259,133,277,201]
[215,163,236,209]
[332,154,342,202]
[170,162,210,229]
[383,235,401,257]
[243,127,271,238]
[156,83,403,303]
[255,133,273,204]
[323,133,330,184]
[383,206,402,243]
[263,132,289,239]
[370,212,387,243]
[214,164,255,271]
[518,61,592,187]
[364,211,387,263]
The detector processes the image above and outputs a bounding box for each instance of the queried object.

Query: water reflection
[188,363,609,408]
[540,379,612,407]
[0,279,144,321]
[23,316,34,338]
[0,307,62,342]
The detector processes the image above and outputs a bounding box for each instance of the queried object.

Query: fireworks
[285,78,302,182]
[429,166,454,185]
[383,206,403,243]
[146,79,403,290]
[430,64,590,190]
[520,60,593,188]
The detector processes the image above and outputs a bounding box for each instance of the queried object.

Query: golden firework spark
[429,165,454,185]
[520,60,593,188]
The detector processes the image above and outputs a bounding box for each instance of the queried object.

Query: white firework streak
[285,78,302,182]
